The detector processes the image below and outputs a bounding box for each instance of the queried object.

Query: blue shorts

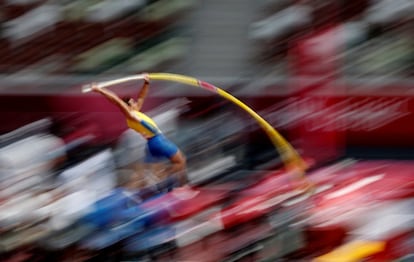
[145,134,179,163]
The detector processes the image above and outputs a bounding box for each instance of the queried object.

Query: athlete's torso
[126,111,161,139]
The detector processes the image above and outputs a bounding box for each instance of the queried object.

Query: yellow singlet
[126,111,161,139]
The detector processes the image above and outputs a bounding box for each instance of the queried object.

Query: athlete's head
[123,97,139,110]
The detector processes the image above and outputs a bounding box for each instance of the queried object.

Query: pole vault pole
[83,73,311,186]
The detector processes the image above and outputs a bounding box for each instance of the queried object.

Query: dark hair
[122,96,132,105]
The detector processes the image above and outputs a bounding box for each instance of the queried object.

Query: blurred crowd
[0,0,411,83]
[0,106,248,261]
[1,115,414,261]
[250,0,413,79]
[0,0,413,261]
[0,0,196,78]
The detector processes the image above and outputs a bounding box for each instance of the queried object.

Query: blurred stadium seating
[0,0,413,261]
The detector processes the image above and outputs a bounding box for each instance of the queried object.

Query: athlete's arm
[91,83,134,118]
[135,74,150,111]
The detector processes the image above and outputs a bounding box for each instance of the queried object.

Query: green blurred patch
[70,38,134,74]
[138,0,197,21]
[105,37,189,73]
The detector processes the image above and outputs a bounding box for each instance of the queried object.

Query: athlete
[90,75,187,187]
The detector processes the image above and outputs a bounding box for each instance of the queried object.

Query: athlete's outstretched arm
[135,75,150,111]
[91,84,132,118]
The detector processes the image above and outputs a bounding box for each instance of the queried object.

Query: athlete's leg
[169,150,187,185]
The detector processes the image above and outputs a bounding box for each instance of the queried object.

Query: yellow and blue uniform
[126,111,178,162]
